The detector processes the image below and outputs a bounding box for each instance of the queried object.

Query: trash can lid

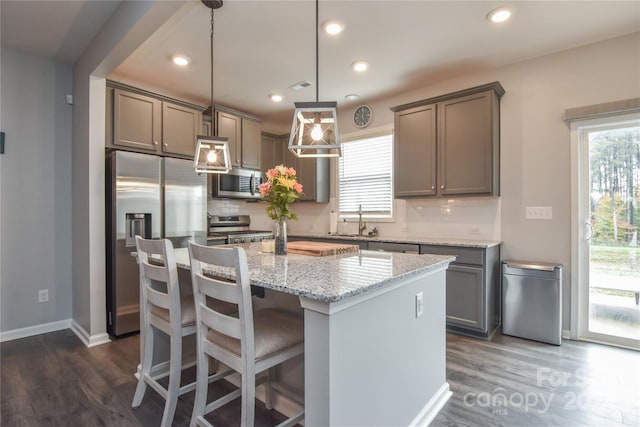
[503,260,562,271]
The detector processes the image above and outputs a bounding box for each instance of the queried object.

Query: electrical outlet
[38,289,49,303]
[415,292,423,318]
[525,206,553,220]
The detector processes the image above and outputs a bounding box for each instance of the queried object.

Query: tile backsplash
[208,196,501,241]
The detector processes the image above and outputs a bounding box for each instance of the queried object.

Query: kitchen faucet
[358,204,367,236]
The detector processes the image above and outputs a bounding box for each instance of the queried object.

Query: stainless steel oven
[210,168,262,199]
[207,215,273,245]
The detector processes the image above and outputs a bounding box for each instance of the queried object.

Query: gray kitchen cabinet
[394,104,437,197]
[162,102,201,157]
[113,88,161,152]
[263,134,329,203]
[438,90,500,195]
[217,110,242,167]
[201,117,212,137]
[261,132,280,170]
[108,82,204,158]
[392,82,504,198]
[241,119,261,169]
[420,243,501,339]
[216,108,262,170]
[367,241,420,253]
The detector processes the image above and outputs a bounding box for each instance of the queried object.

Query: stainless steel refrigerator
[106,150,207,337]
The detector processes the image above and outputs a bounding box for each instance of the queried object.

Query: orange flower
[293,182,303,194]
[285,167,296,176]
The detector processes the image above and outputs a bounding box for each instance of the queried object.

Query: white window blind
[338,133,393,218]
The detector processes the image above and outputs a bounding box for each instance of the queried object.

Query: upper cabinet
[216,107,261,170]
[392,82,504,198]
[162,102,201,157]
[262,133,329,203]
[107,83,203,158]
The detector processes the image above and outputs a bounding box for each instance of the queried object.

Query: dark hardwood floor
[1,329,638,426]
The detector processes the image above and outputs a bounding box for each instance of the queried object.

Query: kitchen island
[171,243,454,426]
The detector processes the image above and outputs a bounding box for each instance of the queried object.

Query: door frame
[569,113,640,350]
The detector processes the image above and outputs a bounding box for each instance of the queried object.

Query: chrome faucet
[358,204,367,236]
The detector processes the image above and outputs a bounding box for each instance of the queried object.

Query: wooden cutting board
[287,241,360,256]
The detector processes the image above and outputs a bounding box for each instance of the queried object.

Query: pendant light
[288,0,341,158]
[194,0,231,174]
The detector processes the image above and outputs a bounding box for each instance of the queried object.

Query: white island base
[300,267,451,427]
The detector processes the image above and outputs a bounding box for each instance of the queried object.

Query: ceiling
[2,1,639,129]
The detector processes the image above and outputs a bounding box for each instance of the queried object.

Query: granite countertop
[170,243,454,303]
[289,233,501,248]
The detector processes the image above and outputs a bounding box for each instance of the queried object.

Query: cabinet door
[217,111,242,167]
[241,119,261,169]
[394,104,437,197]
[261,133,283,172]
[201,118,212,137]
[282,144,316,201]
[162,102,201,157]
[438,90,496,195]
[113,89,161,151]
[446,264,485,331]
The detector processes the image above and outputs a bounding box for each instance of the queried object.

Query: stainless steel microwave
[210,168,263,199]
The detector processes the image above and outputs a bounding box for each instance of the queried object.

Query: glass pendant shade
[194,135,231,173]
[288,101,341,158]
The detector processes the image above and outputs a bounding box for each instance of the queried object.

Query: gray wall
[0,48,73,332]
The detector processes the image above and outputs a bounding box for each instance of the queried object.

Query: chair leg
[132,324,153,408]
[190,350,210,427]
[241,365,256,427]
[264,367,275,410]
[160,331,182,427]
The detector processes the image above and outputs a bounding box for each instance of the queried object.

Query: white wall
[0,48,73,332]
[209,32,640,330]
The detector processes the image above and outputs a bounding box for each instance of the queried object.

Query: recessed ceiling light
[269,93,283,102]
[172,55,190,66]
[352,60,369,72]
[487,7,512,23]
[323,20,344,35]
[345,94,360,100]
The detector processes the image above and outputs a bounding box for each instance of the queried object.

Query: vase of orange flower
[258,164,304,255]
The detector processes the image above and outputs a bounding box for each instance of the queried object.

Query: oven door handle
[249,173,256,196]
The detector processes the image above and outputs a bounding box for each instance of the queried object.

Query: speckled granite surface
[171,243,453,303]
[290,233,501,248]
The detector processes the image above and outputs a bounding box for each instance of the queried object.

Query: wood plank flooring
[1,329,638,426]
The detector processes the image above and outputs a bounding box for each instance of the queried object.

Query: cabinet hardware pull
[153,141,158,145]
[440,185,445,189]
[431,186,435,190]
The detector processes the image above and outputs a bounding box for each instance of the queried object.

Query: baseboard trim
[70,320,111,347]
[562,329,572,340]
[0,319,72,343]
[410,382,452,427]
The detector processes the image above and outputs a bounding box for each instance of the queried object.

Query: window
[338,133,393,218]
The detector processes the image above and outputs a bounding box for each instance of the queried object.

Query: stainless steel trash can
[502,260,562,345]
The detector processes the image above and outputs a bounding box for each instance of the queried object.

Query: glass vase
[274,219,287,255]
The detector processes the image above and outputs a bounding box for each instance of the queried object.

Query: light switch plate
[526,206,553,220]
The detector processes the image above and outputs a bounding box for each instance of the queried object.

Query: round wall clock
[353,105,372,128]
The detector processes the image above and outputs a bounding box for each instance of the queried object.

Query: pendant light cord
[210,7,215,136]
[315,0,319,103]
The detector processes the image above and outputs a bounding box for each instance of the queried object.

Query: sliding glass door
[574,114,640,349]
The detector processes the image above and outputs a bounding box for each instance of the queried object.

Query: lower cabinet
[420,244,501,339]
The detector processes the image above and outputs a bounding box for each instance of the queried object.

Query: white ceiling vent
[289,80,312,91]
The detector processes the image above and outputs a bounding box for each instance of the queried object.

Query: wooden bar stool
[188,242,305,427]
[131,236,197,426]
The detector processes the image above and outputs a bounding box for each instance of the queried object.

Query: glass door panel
[584,120,640,347]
